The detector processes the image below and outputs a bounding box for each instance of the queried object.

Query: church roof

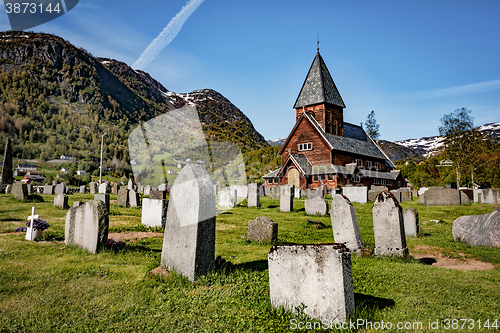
[293,52,346,109]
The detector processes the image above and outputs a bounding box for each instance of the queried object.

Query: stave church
[263,51,404,192]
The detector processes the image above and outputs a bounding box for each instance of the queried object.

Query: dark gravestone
[452,211,500,248]
[247,216,278,243]
[150,190,166,200]
[1,138,13,184]
[12,182,28,200]
[116,187,129,207]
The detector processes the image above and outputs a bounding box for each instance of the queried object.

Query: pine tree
[364,110,380,141]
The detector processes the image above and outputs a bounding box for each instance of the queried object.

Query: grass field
[0,193,499,332]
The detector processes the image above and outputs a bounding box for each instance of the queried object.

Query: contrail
[133,0,205,70]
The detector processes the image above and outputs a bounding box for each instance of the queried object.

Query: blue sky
[1,0,499,142]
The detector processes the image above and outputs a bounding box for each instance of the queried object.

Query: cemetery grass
[0,194,499,332]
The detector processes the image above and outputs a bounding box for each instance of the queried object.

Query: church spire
[293,52,345,109]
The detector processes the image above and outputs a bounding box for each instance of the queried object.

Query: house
[24,171,45,182]
[60,155,73,161]
[76,170,86,176]
[263,51,402,192]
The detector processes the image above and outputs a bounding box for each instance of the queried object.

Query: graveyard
[0,191,500,332]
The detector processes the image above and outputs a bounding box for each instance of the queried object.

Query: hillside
[0,31,268,171]
[377,140,424,162]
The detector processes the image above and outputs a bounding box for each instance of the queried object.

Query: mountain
[267,138,286,146]
[0,31,268,167]
[395,122,500,157]
[377,140,424,162]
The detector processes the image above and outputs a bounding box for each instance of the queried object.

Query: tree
[438,107,489,188]
[364,110,380,141]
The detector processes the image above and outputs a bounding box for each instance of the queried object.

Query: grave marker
[247,216,277,243]
[330,194,364,253]
[247,183,260,208]
[403,208,419,237]
[25,207,40,241]
[280,185,294,212]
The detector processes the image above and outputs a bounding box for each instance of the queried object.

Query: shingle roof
[293,52,345,109]
[311,164,350,176]
[290,153,312,176]
[263,168,280,178]
[359,168,397,180]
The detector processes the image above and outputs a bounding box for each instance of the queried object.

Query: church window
[356,159,363,167]
[268,178,273,184]
[298,142,312,151]
[353,173,360,182]
[376,162,381,170]
[327,174,333,181]
[367,161,372,168]
[313,175,319,182]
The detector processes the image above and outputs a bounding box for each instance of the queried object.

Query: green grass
[0,194,499,332]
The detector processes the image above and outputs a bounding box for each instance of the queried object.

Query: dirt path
[411,245,495,271]
[107,231,164,242]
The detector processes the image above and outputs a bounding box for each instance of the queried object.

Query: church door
[287,168,300,188]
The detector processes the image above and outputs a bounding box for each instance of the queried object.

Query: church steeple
[294,52,345,136]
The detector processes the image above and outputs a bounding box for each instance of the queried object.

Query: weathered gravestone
[44,184,54,195]
[73,201,83,207]
[372,191,408,257]
[65,200,109,254]
[129,189,140,208]
[54,194,68,209]
[390,190,401,202]
[79,185,86,194]
[330,194,364,253]
[400,191,412,202]
[26,184,32,194]
[160,164,216,282]
[218,189,237,207]
[481,189,500,205]
[270,186,280,199]
[89,182,97,194]
[158,183,167,191]
[1,137,13,184]
[128,178,134,190]
[144,185,151,196]
[111,183,118,195]
[94,194,110,211]
[141,198,167,227]
[368,190,380,202]
[116,187,129,207]
[307,187,324,199]
[294,187,301,199]
[12,182,28,200]
[230,184,248,198]
[342,186,368,204]
[54,182,66,195]
[98,182,108,194]
[264,187,271,196]
[149,190,166,200]
[136,181,142,193]
[419,188,461,206]
[460,191,470,205]
[280,185,294,212]
[247,183,260,208]
[403,208,419,237]
[418,187,429,196]
[305,195,329,216]
[247,216,277,243]
[4,184,10,193]
[268,244,354,323]
[452,211,500,248]
[473,189,482,203]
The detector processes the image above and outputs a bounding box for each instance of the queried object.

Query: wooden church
[264,51,404,191]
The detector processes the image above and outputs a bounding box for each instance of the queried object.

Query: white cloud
[403,79,500,101]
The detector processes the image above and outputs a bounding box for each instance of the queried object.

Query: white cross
[25,206,39,241]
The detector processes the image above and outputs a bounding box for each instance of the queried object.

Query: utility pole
[99,133,107,185]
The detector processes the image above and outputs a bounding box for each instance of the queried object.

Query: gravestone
[268,244,354,323]
[129,189,140,208]
[44,184,54,195]
[400,191,412,202]
[149,190,166,200]
[160,164,216,282]
[280,185,294,212]
[247,216,277,243]
[330,194,364,253]
[94,194,110,211]
[141,198,167,227]
[258,185,265,197]
[0,137,13,184]
[55,182,66,195]
[342,186,368,204]
[481,189,500,205]
[79,185,86,194]
[116,187,129,207]
[111,183,118,195]
[54,194,68,209]
[136,181,142,193]
[65,200,109,254]
[390,190,401,202]
[98,182,108,194]
[230,185,248,198]
[158,183,167,191]
[372,191,408,257]
[128,178,134,190]
[418,187,429,196]
[264,187,271,196]
[218,189,237,207]
[144,185,151,196]
[411,190,418,198]
[270,186,280,199]
[304,196,328,216]
[26,184,32,194]
[73,201,83,207]
[4,184,10,193]
[459,189,473,201]
[452,211,500,248]
[247,183,260,208]
[460,191,470,205]
[403,208,419,237]
[368,190,380,201]
[89,182,97,194]
[371,185,388,192]
[308,187,323,199]
[294,187,301,199]
[473,189,482,203]
[12,182,28,200]
[418,188,461,206]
